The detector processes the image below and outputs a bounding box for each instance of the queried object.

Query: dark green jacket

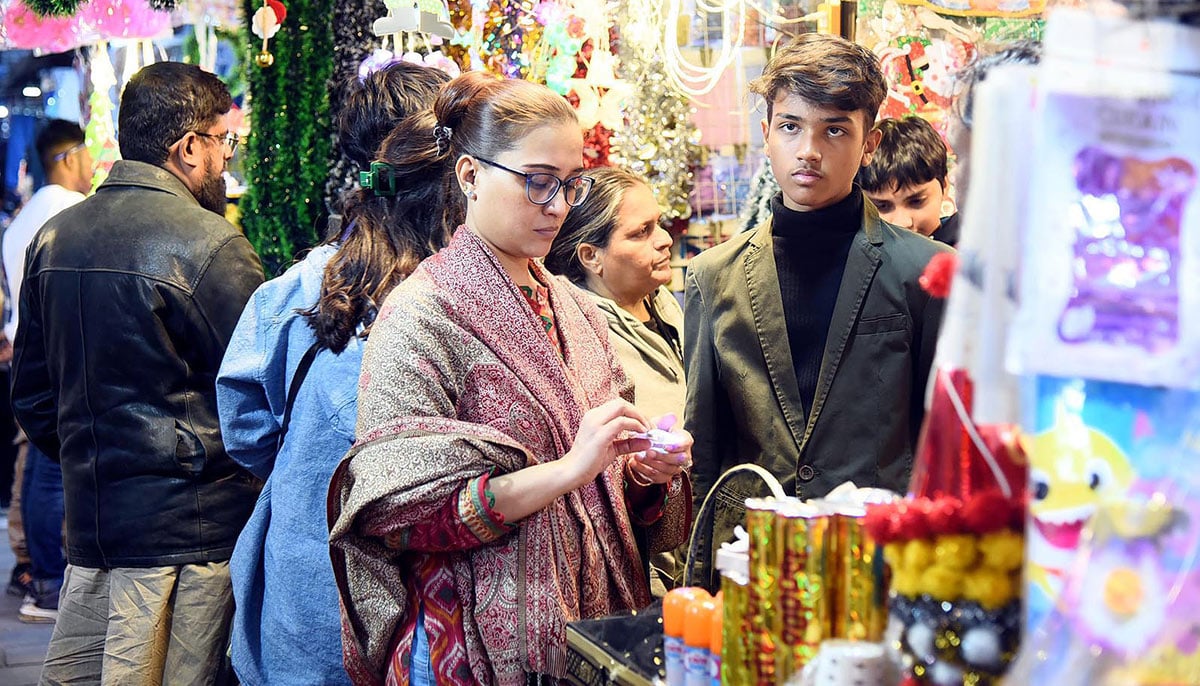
[683,197,950,587]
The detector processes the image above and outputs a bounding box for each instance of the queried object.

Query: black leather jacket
[11,160,265,568]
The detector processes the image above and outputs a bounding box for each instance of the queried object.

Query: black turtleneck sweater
[771,189,863,421]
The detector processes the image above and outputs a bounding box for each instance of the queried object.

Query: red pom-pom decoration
[961,489,1012,534]
[926,496,963,535]
[865,504,898,544]
[918,251,957,298]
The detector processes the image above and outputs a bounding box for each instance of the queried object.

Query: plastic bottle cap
[684,597,718,647]
[664,587,710,637]
[708,595,724,652]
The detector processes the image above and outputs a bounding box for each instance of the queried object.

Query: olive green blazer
[683,197,951,587]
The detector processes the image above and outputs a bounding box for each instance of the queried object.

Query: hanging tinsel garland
[609,2,703,223]
[239,0,336,276]
[323,0,383,216]
[26,0,179,17]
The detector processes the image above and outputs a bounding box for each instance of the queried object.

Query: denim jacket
[216,244,358,686]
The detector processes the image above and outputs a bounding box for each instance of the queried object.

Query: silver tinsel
[611,3,704,222]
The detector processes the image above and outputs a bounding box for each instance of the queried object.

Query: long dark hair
[303,109,463,353]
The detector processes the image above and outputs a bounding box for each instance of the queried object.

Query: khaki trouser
[40,562,234,686]
[7,443,29,564]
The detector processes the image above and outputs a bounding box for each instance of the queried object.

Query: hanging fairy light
[660,0,824,96]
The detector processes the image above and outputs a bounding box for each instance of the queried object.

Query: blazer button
[798,465,816,481]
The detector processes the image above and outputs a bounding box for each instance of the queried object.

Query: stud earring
[463,186,477,200]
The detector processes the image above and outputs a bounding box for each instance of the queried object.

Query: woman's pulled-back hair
[433,71,579,159]
[544,166,648,286]
[304,107,464,353]
[338,62,450,170]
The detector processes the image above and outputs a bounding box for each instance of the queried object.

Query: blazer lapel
[800,204,884,449]
[744,219,806,453]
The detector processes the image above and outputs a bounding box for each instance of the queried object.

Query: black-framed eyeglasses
[52,142,87,162]
[474,155,594,207]
[192,131,240,155]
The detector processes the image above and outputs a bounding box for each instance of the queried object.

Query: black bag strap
[277,342,321,452]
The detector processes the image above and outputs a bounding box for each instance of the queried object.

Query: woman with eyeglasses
[328,71,693,686]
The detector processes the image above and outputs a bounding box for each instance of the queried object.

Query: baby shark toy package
[1006,9,1200,684]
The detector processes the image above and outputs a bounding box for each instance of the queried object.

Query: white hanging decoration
[373,0,454,40]
[251,5,282,40]
[566,0,631,130]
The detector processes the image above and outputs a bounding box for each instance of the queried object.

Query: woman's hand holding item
[626,413,693,487]
[561,398,653,488]
[490,398,651,523]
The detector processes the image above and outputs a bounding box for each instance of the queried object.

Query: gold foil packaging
[733,497,888,685]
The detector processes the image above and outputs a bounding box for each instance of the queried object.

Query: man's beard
[196,161,228,216]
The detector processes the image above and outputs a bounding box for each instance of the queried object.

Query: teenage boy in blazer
[684,34,952,588]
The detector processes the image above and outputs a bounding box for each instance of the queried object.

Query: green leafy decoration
[25,0,83,16]
[239,0,336,276]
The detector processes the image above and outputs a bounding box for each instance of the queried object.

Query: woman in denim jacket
[215,63,461,686]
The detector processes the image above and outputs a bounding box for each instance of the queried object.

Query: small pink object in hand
[634,428,685,452]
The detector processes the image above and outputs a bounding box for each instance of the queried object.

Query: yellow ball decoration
[1103,567,1145,618]
[918,564,963,600]
[978,531,1024,571]
[903,538,936,571]
[962,568,1017,609]
[934,534,979,570]
[892,567,923,597]
[884,542,905,571]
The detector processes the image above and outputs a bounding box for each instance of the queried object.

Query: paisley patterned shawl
[328,227,689,686]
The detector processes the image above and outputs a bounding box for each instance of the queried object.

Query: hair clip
[359,161,397,196]
[434,124,453,156]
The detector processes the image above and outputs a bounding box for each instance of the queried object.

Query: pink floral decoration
[79,0,172,41]
[4,0,85,53]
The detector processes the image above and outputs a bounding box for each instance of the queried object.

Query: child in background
[857,115,959,246]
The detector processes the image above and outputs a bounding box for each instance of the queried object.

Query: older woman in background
[545,166,688,594]
[545,167,685,420]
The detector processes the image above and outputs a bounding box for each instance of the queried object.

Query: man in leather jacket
[10,62,264,683]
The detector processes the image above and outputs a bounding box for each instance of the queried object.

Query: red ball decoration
[919,251,957,298]
[865,504,898,544]
[961,489,1011,534]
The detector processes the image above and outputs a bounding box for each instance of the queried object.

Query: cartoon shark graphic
[1025,406,1134,600]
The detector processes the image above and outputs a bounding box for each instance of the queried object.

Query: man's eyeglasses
[192,131,240,156]
[474,156,594,207]
[52,143,87,162]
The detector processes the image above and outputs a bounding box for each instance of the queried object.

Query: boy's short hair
[749,33,886,127]
[35,119,85,172]
[857,116,948,193]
